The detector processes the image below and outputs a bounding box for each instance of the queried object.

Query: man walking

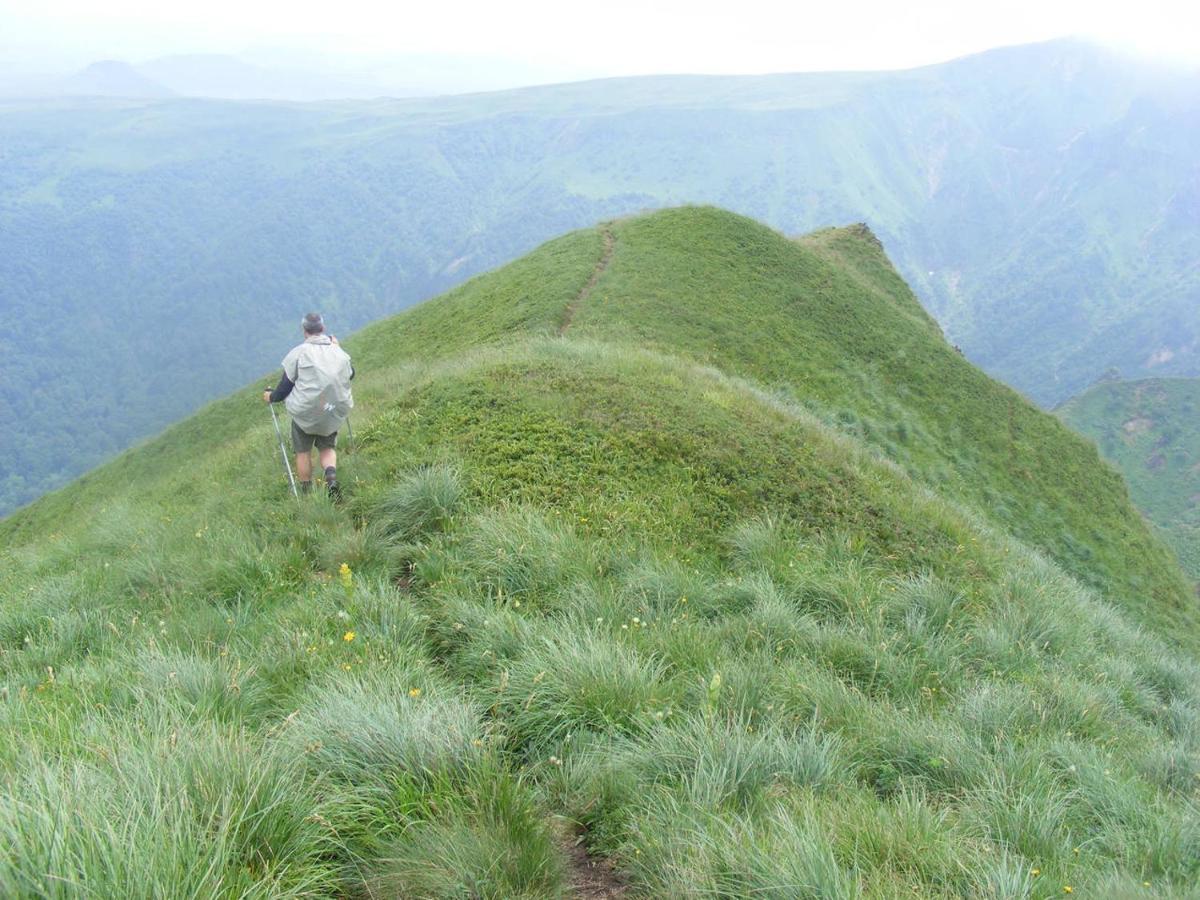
[263,313,354,499]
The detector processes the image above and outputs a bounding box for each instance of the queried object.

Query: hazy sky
[2,0,1198,78]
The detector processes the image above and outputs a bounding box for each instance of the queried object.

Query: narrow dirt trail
[559,227,615,335]
[561,832,628,899]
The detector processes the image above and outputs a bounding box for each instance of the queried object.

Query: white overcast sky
[1,0,1197,76]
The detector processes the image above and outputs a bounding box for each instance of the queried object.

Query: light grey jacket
[282,335,354,435]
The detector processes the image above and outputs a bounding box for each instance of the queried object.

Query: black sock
[324,466,337,482]
[299,480,313,494]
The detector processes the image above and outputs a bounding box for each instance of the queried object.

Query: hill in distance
[3,208,1198,897]
[3,38,1199,515]
[2,52,604,102]
[61,60,175,98]
[134,54,391,102]
[1060,377,1200,579]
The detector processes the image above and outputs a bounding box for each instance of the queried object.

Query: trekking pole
[268,398,299,498]
[345,417,354,453]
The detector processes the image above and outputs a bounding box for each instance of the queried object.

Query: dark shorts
[291,420,337,454]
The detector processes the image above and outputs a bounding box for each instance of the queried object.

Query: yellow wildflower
[408,688,422,698]
[343,631,356,642]
[339,563,353,592]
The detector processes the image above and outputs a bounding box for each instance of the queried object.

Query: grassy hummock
[2,208,1198,897]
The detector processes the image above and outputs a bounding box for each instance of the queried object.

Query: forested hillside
[3,39,1198,514]
[1060,377,1200,578]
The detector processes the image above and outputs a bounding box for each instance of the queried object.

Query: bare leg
[295,452,312,483]
[318,446,337,474]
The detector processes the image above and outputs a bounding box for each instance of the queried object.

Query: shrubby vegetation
[2,209,1197,896]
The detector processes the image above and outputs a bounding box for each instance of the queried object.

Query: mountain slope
[350,208,1191,630]
[4,39,1199,515]
[1060,377,1200,578]
[3,209,1198,897]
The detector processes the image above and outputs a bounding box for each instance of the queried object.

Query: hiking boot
[325,467,342,502]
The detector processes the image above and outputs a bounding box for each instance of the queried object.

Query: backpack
[283,338,354,436]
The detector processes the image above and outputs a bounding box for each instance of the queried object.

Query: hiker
[263,313,354,499]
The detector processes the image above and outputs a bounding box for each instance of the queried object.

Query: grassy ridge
[2,209,1198,897]
[1059,377,1200,579]
[569,209,1193,635]
[350,207,1192,635]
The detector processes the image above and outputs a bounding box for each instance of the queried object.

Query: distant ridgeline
[1060,377,1200,580]
[2,38,1199,514]
[3,207,1198,896]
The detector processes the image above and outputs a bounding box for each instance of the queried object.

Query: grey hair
[301,313,325,335]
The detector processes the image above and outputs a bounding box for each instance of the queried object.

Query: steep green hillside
[3,210,1198,898]
[4,39,1198,514]
[348,207,1191,630]
[1060,377,1200,578]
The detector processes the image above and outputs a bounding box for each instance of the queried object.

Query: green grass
[2,208,1198,896]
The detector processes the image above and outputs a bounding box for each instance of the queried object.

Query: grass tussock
[366,767,564,900]
[0,720,338,898]
[287,671,486,787]
[370,463,464,542]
